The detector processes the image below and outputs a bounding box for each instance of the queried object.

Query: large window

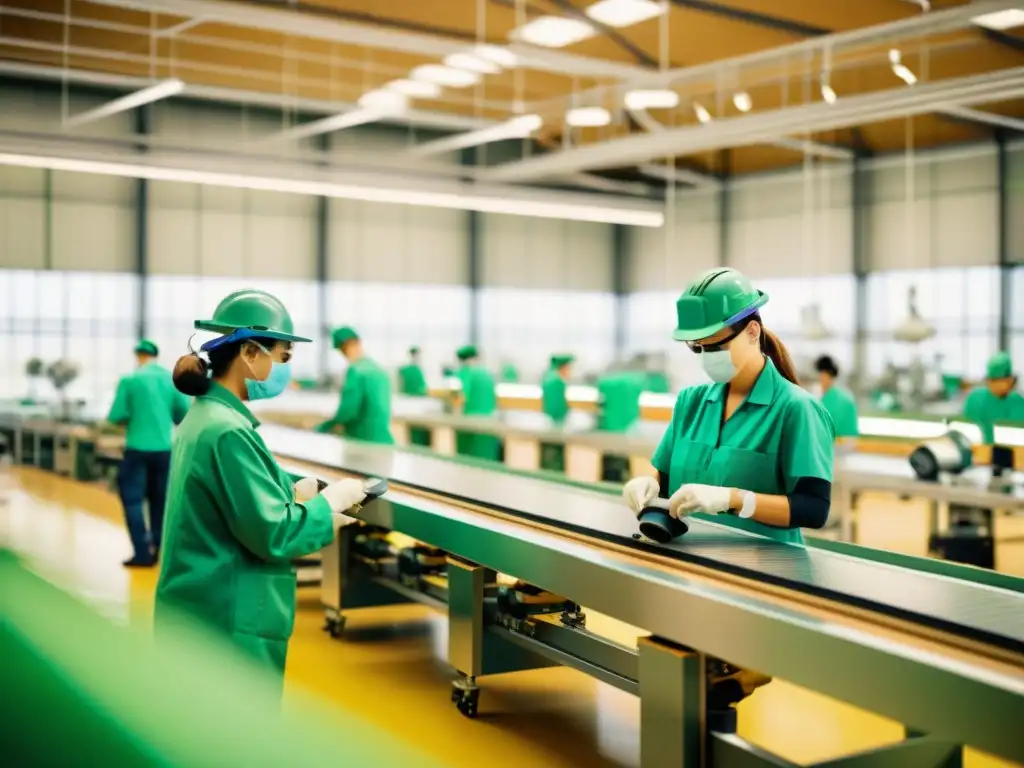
[325,282,471,382]
[864,267,1000,380]
[479,288,617,381]
[0,270,140,402]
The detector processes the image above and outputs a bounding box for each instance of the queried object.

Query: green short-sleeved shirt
[651,358,835,544]
[541,369,569,423]
[107,362,190,451]
[963,386,1024,445]
[821,385,859,438]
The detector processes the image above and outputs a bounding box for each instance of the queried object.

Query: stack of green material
[644,371,671,394]
[0,550,444,768]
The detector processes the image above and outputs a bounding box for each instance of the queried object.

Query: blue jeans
[118,449,171,561]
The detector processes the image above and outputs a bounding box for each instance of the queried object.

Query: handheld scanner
[315,477,389,503]
[362,477,389,501]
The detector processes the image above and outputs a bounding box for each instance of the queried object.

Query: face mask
[244,343,292,401]
[700,350,737,383]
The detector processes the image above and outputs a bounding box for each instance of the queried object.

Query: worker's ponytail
[752,314,799,385]
[173,353,212,397]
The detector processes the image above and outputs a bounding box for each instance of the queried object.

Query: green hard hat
[456,345,478,361]
[987,351,1014,379]
[551,353,574,367]
[195,289,310,342]
[673,268,768,342]
[331,326,359,348]
[409,346,420,356]
[134,339,158,356]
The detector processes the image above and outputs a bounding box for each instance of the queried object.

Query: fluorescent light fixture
[357,90,408,111]
[444,52,501,75]
[63,78,184,128]
[411,64,480,88]
[409,114,543,157]
[821,82,837,104]
[0,152,663,227]
[513,16,596,48]
[585,0,666,27]
[624,89,680,110]
[894,63,917,85]
[263,110,382,142]
[386,79,441,98]
[566,106,612,127]
[474,44,518,68]
[972,8,1024,30]
[732,91,752,112]
[693,102,712,124]
[889,48,903,65]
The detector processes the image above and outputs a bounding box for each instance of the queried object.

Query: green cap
[551,354,574,367]
[672,268,768,342]
[134,339,158,357]
[331,326,359,348]
[987,351,1014,379]
[456,345,478,361]
[195,289,310,343]
[409,346,420,356]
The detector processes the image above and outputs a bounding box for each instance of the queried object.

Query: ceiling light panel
[732,91,752,112]
[693,103,712,124]
[585,0,666,28]
[474,44,519,68]
[411,64,480,88]
[624,89,680,110]
[444,52,502,75]
[971,9,1024,30]
[566,106,612,127]
[513,16,596,48]
[821,83,837,104]
[386,79,441,98]
[357,90,408,111]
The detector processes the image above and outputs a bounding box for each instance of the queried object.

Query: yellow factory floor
[2,467,1020,768]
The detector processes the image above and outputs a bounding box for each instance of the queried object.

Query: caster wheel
[323,616,346,639]
[451,679,479,719]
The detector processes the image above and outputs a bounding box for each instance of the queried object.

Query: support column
[612,223,629,359]
[718,150,732,266]
[996,130,1011,352]
[134,106,150,341]
[638,636,706,768]
[316,134,331,381]
[468,210,481,346]
[852,152,871,386]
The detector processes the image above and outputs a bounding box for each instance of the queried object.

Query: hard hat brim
[194,320,311,343]
[672,293,768,343]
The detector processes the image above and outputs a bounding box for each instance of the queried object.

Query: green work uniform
[651,358,835,545]
[456,364,501,461]
[500,363,519,383]
[596,373,643,433]
[316,358,394,444]
[107,362,190,451]
[540,368,569,472]
[154,383,336,689]
[963,387,1024,445]
[645,371,671,394]
[820,385,859,439]
[398,362,431,447]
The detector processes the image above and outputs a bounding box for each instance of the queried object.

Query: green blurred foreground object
[0,549,445,768]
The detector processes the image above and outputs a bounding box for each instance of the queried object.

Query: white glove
[622,476,660,516]
[320,478,366,515]
[668,483,732,519]
[294,476,319,503]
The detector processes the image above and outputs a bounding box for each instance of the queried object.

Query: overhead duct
[0,135,664,227]
[481,67,1024,182]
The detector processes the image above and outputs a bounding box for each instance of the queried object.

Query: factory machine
[262,425,1023,768]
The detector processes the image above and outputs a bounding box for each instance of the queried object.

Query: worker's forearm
[728,489,791,528]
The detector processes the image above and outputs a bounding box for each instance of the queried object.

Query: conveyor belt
[281,427,1024,654]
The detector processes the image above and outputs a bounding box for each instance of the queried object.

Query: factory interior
[2,0,1024,766]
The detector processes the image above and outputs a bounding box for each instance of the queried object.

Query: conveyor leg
[638,636,705,768]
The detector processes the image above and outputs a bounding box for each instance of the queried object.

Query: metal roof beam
[668,0,829,37]
[940,105,1024,134]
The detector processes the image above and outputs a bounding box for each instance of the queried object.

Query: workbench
[260,425,1024,768]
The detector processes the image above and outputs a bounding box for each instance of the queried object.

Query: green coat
[820,385,859,438]
[154,383,336,688]
[456,364,501,461]
[964,386,1024,445]
[541,369,569,423]
[596,373,643,433]
[315,357,394,444]
[397,363,428,396]
[107,362,190,451]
